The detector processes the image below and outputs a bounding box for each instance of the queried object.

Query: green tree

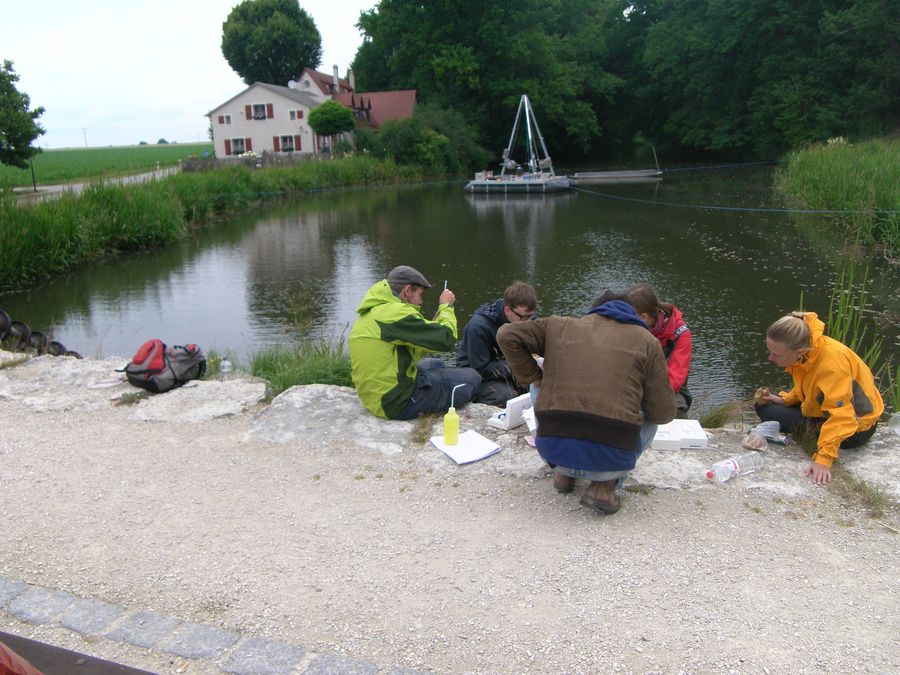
[222,0,322,85]
[639,0,900,157]
[351,0,622,158]
[308,100,354,149]
[0,60,45,169]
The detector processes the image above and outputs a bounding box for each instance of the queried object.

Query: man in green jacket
[349,265,481,420]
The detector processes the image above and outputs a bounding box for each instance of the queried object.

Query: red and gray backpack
[122,339,207,393]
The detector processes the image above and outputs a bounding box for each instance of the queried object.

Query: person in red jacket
[649,303,692,417]
[595,284,692,416]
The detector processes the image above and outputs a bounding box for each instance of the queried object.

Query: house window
[252,104,267,120]
[231,138,246,155]
[217,114,232,125]
[280,135,295,152]
[289,109,304,120]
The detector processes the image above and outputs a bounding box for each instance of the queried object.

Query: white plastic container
[889,413,900,437]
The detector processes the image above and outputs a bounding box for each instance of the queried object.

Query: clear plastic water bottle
[706,452,764,482]
[219,358,233,380]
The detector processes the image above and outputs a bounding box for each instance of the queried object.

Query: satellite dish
[288,80,297,89]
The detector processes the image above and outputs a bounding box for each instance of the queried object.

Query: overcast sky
[1,0,376,149]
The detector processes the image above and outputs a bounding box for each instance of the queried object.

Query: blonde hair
[767,312,810,351]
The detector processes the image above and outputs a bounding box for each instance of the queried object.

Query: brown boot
[579,480,621,515]
[553,471,576,494]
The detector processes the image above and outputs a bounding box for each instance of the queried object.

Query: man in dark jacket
[457,281,538,406]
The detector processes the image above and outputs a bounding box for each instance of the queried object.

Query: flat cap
[387,265,432,288]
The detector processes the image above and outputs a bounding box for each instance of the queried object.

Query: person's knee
[456,369,482,404]
[475,380,517,407]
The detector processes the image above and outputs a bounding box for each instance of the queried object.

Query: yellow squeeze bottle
[443,383,466,446]
[443,406,459,445]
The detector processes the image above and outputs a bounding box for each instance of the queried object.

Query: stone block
[7,587,75,624]
[59,597,125,635]
[106,610,182,648]
[224,636,306,675]
[0,577,27,607]
[158,621,240,659]
[302,654,378,674]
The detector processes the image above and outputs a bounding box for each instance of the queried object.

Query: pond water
[3,167,898,411]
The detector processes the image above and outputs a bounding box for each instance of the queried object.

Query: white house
[207,67,416,158]
[207,82,321,157]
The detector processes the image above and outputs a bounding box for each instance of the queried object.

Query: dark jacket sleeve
[463,320,511,379]
[642,340,677,424]
[497,320,546,385]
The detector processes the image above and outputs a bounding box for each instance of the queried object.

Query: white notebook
[431,430,501,464]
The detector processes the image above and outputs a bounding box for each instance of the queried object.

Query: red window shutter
[245,104,252,120]
[218,115,224,124]
[224,139,232,155]
[266,103,274,118]
[298,110,304,119]
[245,137,253,152]
[273,136,280,152]
[294,134,301,151]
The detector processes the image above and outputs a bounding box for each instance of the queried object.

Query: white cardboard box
[651,419,708,450]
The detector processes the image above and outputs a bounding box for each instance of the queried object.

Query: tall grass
[885,363,900,415]
[250,339,352,398]
[1,180,186,288]
[0,143,214,188]
[776,137,900,251]
[826,265,883,378]
[1,155,422,290]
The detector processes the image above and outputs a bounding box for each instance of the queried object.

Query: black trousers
[754,402,877,449]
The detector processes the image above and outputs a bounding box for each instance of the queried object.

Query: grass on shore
[776,137,899,251]
[0,143,214,188]
[1,155,422,290]
[249,338,352,399]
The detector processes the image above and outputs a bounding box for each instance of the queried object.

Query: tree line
[351,0,899,162]
[4,0,896,172]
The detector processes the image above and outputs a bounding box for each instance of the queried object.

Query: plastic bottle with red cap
[706,452,764,482]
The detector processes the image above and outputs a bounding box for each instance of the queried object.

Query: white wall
[209,85,316,157]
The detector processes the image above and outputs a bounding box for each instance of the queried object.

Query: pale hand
[439,289,455,306]
[804,462,831,485]
[762,393,785,405]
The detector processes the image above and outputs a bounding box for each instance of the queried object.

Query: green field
[0,143,214,188]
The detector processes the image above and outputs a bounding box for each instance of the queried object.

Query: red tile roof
[300,67,353,96]
[334,90,417,127]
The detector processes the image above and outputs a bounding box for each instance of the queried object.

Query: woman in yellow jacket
[756,311,884,485]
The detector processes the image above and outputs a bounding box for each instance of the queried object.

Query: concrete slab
[250,384,417,455]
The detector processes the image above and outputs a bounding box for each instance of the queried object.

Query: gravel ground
[1,394,898,674]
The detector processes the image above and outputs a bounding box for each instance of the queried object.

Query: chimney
[348,69,355,92]
[333,65,340,93]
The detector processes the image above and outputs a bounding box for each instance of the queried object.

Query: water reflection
[464,192,576,282]
[2,171,897,411]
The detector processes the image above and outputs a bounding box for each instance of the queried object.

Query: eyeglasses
[509,307,536,321]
